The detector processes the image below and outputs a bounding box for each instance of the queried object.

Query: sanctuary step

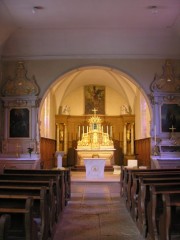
[157,159,180,169]
[71,165,113,172]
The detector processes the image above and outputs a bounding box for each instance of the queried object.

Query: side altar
[76,109,115,166]
[0,62,41,171]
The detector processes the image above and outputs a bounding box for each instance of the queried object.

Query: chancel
[76,108,115,168]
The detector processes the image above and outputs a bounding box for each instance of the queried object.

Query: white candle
[154,125,157,145]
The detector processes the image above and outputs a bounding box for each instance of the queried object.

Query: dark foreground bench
[159,193,180,240]
[0,186,50,240]
[4,168,71,206]
[0,197,38,240]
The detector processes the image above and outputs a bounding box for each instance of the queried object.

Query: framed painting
[84,85,105,115]
[9,108,30,138]
[161,104,180,132]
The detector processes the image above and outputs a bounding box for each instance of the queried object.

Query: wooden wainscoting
[135,138,151,167]
[40,137,56,169]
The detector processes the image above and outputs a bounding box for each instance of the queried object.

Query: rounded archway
[39,65,151,141]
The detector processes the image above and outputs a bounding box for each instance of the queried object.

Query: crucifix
[169,125,176,133]
[92,108,98,116]
[169,125,176,140]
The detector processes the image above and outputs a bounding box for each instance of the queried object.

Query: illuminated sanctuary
[76,109,115,166]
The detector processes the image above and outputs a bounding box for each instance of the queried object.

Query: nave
[53,174,144,240]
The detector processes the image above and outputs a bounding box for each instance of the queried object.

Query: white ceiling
[0,0,180,59]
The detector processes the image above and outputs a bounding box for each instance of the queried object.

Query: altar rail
[0,159,40,174]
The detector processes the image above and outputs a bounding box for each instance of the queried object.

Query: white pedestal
[113,165,121,175]
[84,158,106,179]
[55,151,64,168]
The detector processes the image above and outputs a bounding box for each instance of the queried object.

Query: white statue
[62,105,70,115]
[120,104,131,115]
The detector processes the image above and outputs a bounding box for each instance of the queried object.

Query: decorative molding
[150,60,180,93]
[1,61,40,97]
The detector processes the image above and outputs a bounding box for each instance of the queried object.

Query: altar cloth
[84,158,106,179]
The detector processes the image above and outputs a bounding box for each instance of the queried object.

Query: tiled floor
[53,172,144,240]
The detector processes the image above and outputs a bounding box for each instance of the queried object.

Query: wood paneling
[40,137,56,169]
[135,138,151,167]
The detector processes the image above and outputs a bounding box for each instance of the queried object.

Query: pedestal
[84,158,106,179]
[55,151,64,168]
[113,165,121,175]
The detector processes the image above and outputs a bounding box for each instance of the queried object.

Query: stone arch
[38,65,152,140]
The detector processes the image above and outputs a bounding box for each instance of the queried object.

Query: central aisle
[53,180,144,240]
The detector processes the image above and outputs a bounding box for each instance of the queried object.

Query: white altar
[76,149,115,166]
[84,158,106,179]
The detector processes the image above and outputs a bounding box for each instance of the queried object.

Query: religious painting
[9,108,30,138]
[161,104,180,132]
[84,85,105,115]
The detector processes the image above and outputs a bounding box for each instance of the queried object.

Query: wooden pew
[120,167,180,207]
[0,197,37,240]
[122,168,180,240]
[136,178,180,238]
[159,193,180,240]
[0,214,11,240]
[0,178,57,228]
[0,175,59,227]
[128,170,180,212]
[132,175,180,218]
[4,168,71,207]
[147,187,180,240]
[0,173,63,216]
[0,186,50,240]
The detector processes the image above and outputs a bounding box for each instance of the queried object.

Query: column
[78,125,80,140]
[130,123,134,155]
[110,126,112,138]
[64,124,68,153]
[56,123,60,151]
[123,123,127,154]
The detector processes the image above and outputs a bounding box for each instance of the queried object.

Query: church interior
[0,1,180,239]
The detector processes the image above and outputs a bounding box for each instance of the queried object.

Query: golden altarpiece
[55,109,135,167]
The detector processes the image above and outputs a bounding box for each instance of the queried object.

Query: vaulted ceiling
[0,0,180,58]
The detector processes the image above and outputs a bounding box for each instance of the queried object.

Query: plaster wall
[2,59,180,98]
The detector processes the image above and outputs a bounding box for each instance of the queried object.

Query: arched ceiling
[51,67,139,112]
